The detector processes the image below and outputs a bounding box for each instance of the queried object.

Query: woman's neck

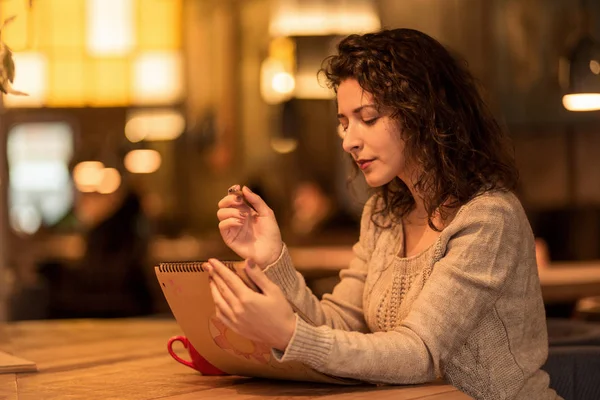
[402,182,430,226]
[402,181,457,229]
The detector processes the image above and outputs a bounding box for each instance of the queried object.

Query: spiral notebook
[155,261,354,384]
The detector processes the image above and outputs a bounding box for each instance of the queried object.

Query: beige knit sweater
[265,190,561,400]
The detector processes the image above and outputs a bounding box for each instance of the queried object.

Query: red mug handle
[167,336,195,369]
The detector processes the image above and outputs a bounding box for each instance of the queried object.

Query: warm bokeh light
[562,93,600,111]
[96,168,122,194]
[260,58,294,104]
[124,149,162,174]
[270,137,298,154]
[270,0,380,36]
[86,0,135,56]
[590,60,600,75]
[132,51,183,105]
[260,36,297,104]
[272,72,295,94]
[73,164,122,194]
[73,161,105,192]
[125,109,185,142]
[2,52,47,107]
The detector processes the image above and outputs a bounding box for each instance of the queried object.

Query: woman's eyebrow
[337,104,378,118]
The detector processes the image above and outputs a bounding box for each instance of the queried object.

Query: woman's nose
[342,125,362,153]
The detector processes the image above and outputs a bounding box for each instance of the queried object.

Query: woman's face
[337,79,409,187]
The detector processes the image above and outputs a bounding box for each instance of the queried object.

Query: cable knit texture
[265,190,561,400]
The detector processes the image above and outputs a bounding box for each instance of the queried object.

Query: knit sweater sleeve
[263,196,379,332]
[272,194,523,384]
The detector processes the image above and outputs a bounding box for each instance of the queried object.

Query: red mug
[167,335,226,375]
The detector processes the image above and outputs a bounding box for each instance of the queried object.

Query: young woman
[207,28,559,399]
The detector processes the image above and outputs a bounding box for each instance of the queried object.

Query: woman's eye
[363,118,378,126]
[337,124,347,138]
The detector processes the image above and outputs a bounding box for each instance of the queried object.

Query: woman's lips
[357,160,373,170]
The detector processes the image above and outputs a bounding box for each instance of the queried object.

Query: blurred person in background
[285,177,358,245]
[53,181,153,318]
[10,165,154,319]
[211,29,559,398]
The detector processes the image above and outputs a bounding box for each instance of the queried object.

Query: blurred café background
[1,0,600,322]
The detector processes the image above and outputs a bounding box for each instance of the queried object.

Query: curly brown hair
[320,28,519,230]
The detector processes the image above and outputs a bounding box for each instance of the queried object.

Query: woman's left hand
[205,258,296,351]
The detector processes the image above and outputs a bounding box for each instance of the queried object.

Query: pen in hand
[228,188,257,213]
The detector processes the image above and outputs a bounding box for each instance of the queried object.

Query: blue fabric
[542,346,600,400]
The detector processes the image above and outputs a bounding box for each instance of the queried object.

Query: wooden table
[537,261,600,303]
[0,318,469,400]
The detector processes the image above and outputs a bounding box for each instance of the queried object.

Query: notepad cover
[155,262,354,384]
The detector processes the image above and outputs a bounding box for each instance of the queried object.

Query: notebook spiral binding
[158,261,237,273]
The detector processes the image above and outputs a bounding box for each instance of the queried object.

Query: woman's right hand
[217,185,283,268]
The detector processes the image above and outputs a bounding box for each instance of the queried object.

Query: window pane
[50,0,85,49]
[132,51,182,105]
[87,57,130,106]
[7,122,74,232]
[138,0,182,50]
[2,52,47,107]
[47,52,86,107]
[86,0,135,56]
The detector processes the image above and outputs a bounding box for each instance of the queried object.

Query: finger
[218,194,251,210]
[214,306,237,333]
[225,189,258,214]
[210,268,240,309]
[208,258,249,297]
[241,186,272,216]
[244,259,276,294]
[217,208,249,222]
[209,278,235,321]
[218,219,244,232]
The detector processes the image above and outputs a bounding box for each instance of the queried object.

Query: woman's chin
[363,176,386,188]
